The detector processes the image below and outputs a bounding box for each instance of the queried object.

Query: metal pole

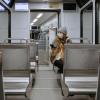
[93,0,96,44]
[0,53,5,100]
[95,67,100,100]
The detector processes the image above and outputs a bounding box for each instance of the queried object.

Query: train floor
[6,65,95,100]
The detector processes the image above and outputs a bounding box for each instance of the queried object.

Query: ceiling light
[36,13,43,19]
[33,18,38,23]
[31,22,34,26]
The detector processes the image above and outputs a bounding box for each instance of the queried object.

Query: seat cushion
[62,76,98,94]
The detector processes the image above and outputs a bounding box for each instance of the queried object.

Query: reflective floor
[30,69,63,100]
[6,65,95,100]
[6,65,63,100]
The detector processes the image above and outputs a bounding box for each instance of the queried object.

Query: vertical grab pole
[96,67,100,100]
[95,51,100,100]
[0,52,5,100]
[36,42,39,71]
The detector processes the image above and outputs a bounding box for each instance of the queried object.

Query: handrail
[4,38,29,43]
[70,37,91,44]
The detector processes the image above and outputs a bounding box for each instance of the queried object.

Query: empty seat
[0,44,33,96]
[4,38,39,71]
[61,44,100,97]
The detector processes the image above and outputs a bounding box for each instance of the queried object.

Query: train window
[0,5,5,11]
[3,0,10,4]
[2,0,14,7]
[63,3,76,10]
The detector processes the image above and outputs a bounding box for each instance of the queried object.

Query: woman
[50,27,71,73]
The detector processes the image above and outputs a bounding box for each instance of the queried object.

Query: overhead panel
[63,0,76,3]
[15,0,29,11]
[28,0,62,3]
[49,2,61,8]
[15,0,28,3]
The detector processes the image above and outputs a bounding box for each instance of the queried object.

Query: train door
[30,10,59,66]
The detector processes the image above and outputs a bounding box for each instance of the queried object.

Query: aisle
[30,65,63,100]
[6,65,94,100]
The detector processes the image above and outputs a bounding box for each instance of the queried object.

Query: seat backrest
[4,38,38,62]
[0,44,30,77]
[64,44,100,76]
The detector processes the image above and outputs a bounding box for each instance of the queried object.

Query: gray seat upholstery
[61,44,100,96]
[4,38,39,71]
[0,44,32,96]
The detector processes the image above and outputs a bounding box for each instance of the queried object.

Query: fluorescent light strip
[31,23,34,26]
[36,13,43,19]
[31,13,43,25]
[33,18,38,23]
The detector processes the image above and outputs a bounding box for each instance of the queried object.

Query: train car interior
[0,0,100,100]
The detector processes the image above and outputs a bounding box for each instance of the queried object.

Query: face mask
[57,32,64,39]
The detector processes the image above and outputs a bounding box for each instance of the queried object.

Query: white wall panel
[83,12,92,43]
[63,10,80,42]
[0,12,8,42]
[11,11,30,40]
